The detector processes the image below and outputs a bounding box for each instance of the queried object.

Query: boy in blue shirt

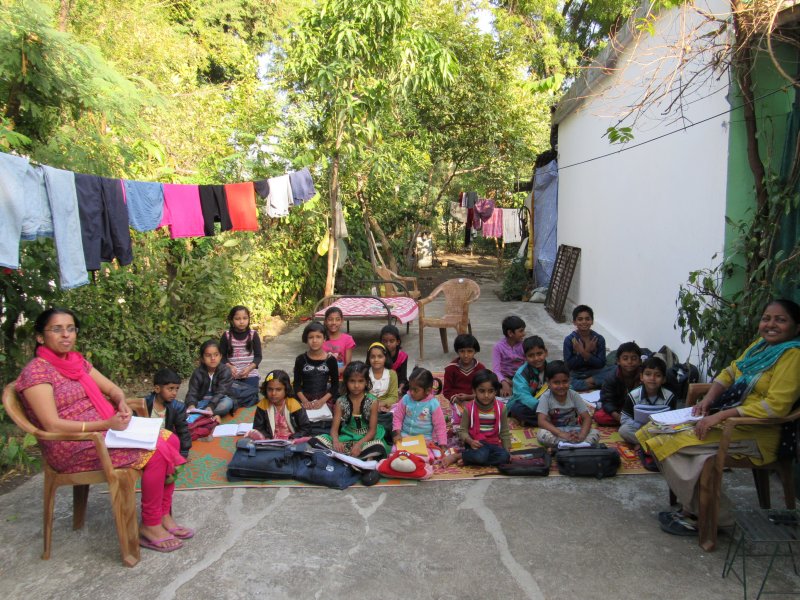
[562,305,614,391]
[507,336,548,426]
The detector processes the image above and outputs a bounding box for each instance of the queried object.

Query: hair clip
[369,342,386,351]
[266,373,275,381]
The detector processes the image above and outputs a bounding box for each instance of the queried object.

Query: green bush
[500,259,529,301]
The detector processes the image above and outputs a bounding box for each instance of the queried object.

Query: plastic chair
[2,383,146,567]
[677,383,799,551]
[417,278,480,360]
[374,265,421,299]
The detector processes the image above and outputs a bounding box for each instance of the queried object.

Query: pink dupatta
[36,346,116,419]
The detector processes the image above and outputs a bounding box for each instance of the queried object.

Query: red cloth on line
[224,182,258,231]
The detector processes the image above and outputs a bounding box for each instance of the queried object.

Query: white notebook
[105,416,162,450]
[212,423,253,437]
[306,405,333,422]
[633,404,671,425]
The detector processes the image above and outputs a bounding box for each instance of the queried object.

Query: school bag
[226,439,297,481]
[555,444,620,479]
[292,448,362,490]
[496,447,551,477]
[188,415,217,441]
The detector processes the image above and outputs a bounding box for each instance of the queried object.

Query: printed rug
[171,394,651,491]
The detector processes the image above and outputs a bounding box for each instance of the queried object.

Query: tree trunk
[59,1,72,31]
[324,151,340,297]
[732,4,768,276]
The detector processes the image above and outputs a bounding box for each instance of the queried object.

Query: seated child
[594,342,642,426]
[367,342,399,444]
[393,367,448,461]
[457,370,511,466]
[185,340,235,421]
[322,306,355,375]
[619,356,676,446]
[310,361,388,460]
[146,368,192,457]
[562,305,615,391]
[492,315,527,397]
[443,334,485,428]
[507,336,548,427]
[219,305,261,409]
[536,361,600,448]
[380,324,409,393]
[294,322,339,412]
[246,370,311,441]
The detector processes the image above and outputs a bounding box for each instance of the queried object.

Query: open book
[212,422,253,437]
[105,416,162,450]
[557,440,593,449]
[649,406,703,426]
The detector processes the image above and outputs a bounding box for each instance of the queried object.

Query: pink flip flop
[139,535,183,552]
[167,525,195,540]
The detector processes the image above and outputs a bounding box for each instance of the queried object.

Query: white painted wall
[556,0,731,362]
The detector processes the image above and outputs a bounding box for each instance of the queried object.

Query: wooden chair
[679,383,799,551]
[417,278,480,360]
[374,265,421,300]
[2,384,146,567]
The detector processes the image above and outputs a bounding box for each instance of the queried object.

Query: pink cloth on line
[160,184,205,238]
[481,207,503,238]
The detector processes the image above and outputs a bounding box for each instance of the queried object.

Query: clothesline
[450,191,525,244]
[0,152,317,290]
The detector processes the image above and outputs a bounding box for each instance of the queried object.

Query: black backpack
[555,444,620,479]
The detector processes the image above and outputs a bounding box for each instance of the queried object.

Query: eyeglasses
[44,326,78,335]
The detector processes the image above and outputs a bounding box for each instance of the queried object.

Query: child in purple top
[492,315,526,397]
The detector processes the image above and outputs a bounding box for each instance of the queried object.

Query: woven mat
[170,390,650,491]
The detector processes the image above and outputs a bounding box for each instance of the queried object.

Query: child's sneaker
[638,448,659,472]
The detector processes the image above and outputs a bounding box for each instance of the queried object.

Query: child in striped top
[457,370,511,466]
[219,305,261,408]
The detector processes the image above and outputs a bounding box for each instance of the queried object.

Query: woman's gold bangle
[81,422,86,432]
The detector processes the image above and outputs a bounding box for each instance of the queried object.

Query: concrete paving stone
[2,279,797,599]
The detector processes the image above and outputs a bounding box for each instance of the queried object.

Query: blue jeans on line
[198,395,234,417]
[462,443,511,466]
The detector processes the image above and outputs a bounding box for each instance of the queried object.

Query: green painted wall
[724,44,796,294]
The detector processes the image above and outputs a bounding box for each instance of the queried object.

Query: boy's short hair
[572,305,594,321]
[642,356,667,376]
[616,341,641,358]
[154,368,181,386]
[453,334,480,352]
[302,321,328,342]
[544,360,570,380]
[522,335,546,354]
[501,315,526,337]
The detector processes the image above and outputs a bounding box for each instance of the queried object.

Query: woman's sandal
[659,513,698,536]
[139,535,184,552]
[166,525,195,539]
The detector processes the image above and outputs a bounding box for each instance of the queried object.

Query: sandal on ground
[659,514,698,536]
[166,525,195,539]
[658,511,679,526]
[139,535,183,552]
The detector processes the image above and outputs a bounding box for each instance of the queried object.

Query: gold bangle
[81,422,86,432]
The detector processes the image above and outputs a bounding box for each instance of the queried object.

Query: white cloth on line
[502,208,522,242]
[266,174,293,218]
